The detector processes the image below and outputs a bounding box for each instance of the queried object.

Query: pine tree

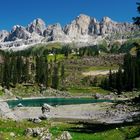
[23,58,30,83]
[16,56,24,83]
[10,56,17,86]
[116,67,123,94]
[60,63,65,89]
[44,57,49,88]
[108,69,113,89]
[3,56,10,89]
[133,2,140,26]
[52,64,59,89]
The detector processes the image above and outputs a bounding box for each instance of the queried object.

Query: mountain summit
[0,14,139,49]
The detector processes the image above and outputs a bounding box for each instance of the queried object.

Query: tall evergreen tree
[60,63,65,89]
[116,67,123,94]
[133,2,140,26]
[52,64,59,89]
[44,57,49,88]
[3,56,10,89]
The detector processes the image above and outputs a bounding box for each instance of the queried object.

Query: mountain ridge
[0,14,139,50]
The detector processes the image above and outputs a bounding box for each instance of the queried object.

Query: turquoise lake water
[7,98,113,108]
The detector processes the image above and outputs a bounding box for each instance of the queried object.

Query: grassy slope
[0,119,139,140]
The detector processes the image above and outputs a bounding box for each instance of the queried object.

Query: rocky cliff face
[64,14,91,38]
[0,30,9,42]
[64,15,136,37]
[27,18,46,36]
[5,25,31,41]
[0,14,139,49]
[43,23,68,41]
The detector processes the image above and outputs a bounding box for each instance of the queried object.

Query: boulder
[10,132,15,137]
[17,103,24,107]
[28,117,42,123]
[39,114,49,120]
[33,118,42,123]
[94,93,103,99]
[32,127,43,137]
[0,101,17,120]
[25,128,33,136]
[40,132,52,140]
[59,131,72,140]
[41,104,52,114]
[25,127,45,137]
[3,88,13,96]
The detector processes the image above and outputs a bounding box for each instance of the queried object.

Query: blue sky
[0,0,139,31]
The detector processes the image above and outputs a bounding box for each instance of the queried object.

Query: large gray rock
[0,101,17,120]
[40,132,52,140]
[59,131,72,140]
[41,103,53,114]
[25,127,45,137]
[3,88,13,96]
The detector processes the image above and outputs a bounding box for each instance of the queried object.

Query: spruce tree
[60,63,65,89]
[44,57,49,88]
[116,67,123,94]
[3,56,10,89]
[52,64,59,89]
[108,69,113,89]
[133,2,140,26]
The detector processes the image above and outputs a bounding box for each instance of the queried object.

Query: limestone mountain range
[0,14,139,49]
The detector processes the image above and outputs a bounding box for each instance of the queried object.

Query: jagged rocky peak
[5,25,31,41]
[0,14,138,49]
[44,23,62,36]
[44,23,67,41]
[76,14,91,22]
[102,16,113,23]
[27,18,46,35]
[64,14,92,37]
[0,30,9,42]
[100,17,122,35]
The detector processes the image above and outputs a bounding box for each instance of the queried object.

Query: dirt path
[82,70,117,76]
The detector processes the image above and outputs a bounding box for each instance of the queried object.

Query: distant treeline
[100,43,140,94]
[0,53,65,90]
[1,39,139,58]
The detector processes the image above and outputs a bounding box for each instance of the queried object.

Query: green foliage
[109,42,121,53]
[133,2,140,26]
[0,119,139,140]
[51,63,60,89]
[101,43,140,94]
[119,39,140,53]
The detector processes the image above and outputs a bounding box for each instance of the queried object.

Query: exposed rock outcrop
[0,102,17,120]
[0,30,9,42]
